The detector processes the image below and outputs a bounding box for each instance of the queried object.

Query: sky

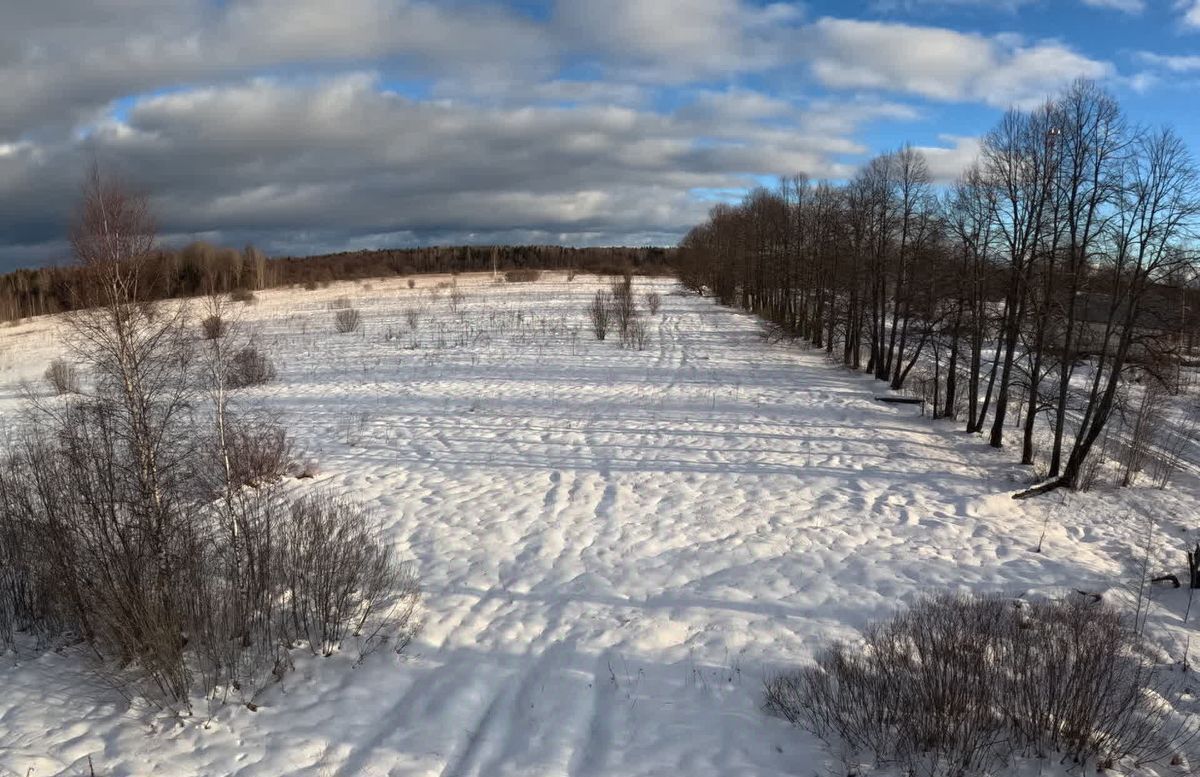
[2,0,1200,270]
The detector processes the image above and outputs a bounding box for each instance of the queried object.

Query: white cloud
[808,18,1111,108]
[1080,0,1145,13]
[869,0,1035,12]
[0,0,554,137]
[554,0,805,81]
[1181,0,1200,28]
[914,135,981,182]
[1137,51,1200,72]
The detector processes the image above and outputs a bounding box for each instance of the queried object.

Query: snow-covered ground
[0,273,1196,776]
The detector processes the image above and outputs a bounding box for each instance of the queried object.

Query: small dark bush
[227,346,276,388]
[303,279,320,291]
[627,316,649,350]
[334,308,362,334]
[280,492,421,656]
[44,359,80,394]
[645,291,662,315]
[230,288,257,304]
[766,593,1196,776]
[227,419,293,487]
[407,278,416,289]
[201,314,226,340]
[505,269,541,283]
[589,291,611,340]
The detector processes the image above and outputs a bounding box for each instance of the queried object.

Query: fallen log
[874,396,924,405]
[1152,574,1181,588]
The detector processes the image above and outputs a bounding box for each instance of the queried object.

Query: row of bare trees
[0,169,420,714]
[678,80,1200,493]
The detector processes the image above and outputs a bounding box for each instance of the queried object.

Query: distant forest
[0,243,675,322]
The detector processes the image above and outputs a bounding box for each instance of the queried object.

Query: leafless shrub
[589,291,611,340]
[227,346,276,389]
[201,314,226,340]
[1079,428,1113,492]
[1120,381,1168,487]
[626,316,649,350]
[609,277,647,349]
[4,401,198,708]
[505,269,541,283]
[279,492,420,656]
[404,307,420,331]
[338,410,371,446]
[334,307,362,334]
[303,280,320,291]
[43,358,80,394]
[230,288,256,304]
[449,287,466,312]
[0,445,72,650]
[1150,397,1200,488]
[407,278,416,289]
[610,276,637,338]
[645,291,662,315]
[766,593,1195,776]
[226,418,293,488]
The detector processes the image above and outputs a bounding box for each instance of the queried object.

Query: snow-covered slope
[0,274,1195,776]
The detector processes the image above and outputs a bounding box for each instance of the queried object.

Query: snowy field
[0,273,1196,776]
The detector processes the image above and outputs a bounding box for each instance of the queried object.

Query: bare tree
[1032,128,1200,493]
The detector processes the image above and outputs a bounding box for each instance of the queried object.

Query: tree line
[0,243,675,323]
[677,80,1200,494]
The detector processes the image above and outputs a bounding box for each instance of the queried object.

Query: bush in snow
[504,268,541,283]
[225,416,293,488]
[645,291,661,315]
[626,315,649,351]
[334,307,362,334]
[200,314,226,340]
[765,592,1196,776]
[227,346,276,388]
[279,492,420,658]
[43,358,80,395]
[588,291,611,341]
